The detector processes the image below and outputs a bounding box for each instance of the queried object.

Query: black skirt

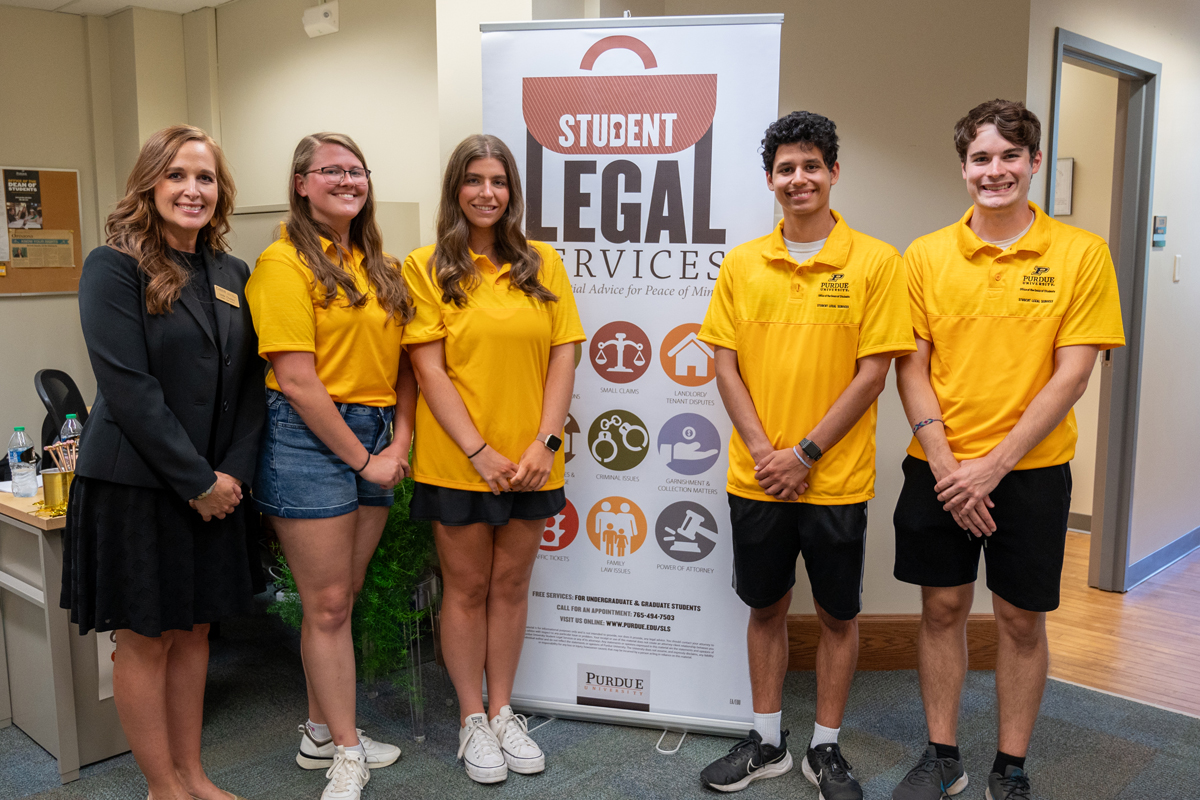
[410,482,566,527]
[60,475,259,637]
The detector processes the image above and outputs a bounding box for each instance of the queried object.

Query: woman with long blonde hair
[404,134,584,784]
[245,132,414,800]
[61,125,263,800]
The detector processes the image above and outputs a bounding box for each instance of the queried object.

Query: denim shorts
[254,390,395,519]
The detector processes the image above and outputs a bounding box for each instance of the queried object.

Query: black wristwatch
[540,433,563,453]
[798,438,823,463]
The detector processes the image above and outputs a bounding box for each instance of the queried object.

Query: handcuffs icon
[590,414,649,464]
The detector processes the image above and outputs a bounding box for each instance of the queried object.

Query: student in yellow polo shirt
[891,100,1124,800]
[246,133,412,800]
[404,134,585,785]
[697,112,915,799]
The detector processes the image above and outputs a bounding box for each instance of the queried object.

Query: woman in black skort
[61,125,263,800]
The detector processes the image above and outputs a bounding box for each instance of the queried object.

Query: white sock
[754,711,782,747]
[306,719,330,741]
[345,742,366,757]
[811,722,840,749]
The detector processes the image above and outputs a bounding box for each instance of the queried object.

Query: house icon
[667,333,715,378]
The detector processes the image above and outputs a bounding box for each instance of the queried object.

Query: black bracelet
[353,452,371,474]
[466,443,487,459]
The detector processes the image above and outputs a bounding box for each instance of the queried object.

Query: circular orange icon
[586,496,647,557]
[660,323,715,387]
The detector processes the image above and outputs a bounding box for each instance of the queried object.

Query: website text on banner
[482,15,782,734]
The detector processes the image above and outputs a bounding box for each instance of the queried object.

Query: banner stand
[482,13,782,738]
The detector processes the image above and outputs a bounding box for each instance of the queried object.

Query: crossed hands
[933,455,1004,537]
[469,442,554,495]
[190,471,242,522]
[752,445,809,502]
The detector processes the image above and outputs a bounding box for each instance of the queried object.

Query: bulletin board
[1,167,84,295]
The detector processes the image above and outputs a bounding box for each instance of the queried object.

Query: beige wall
[0,7,100,445]
[1055,63,1118,518]
[215,0,442,242]
[659,0,1031,614]
[1027,0,1200,566]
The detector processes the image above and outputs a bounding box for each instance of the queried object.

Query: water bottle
[60,414,83,443]
[7,427,37,497]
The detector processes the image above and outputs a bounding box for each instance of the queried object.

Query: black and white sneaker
[700,729,793,792]
[803,742,862,800]
[986,765,1032,800]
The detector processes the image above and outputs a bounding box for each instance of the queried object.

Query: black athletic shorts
[728,494,867,620]
[893,455,1072,612]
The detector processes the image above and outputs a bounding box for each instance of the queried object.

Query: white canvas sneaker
[489,705,546,774]
[296,724,401,770]
[321,746,369,800]
[457,712,508,784]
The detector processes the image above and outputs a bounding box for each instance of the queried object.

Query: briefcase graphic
[523,36,718,156]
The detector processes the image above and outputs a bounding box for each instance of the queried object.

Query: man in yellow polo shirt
[891,100,1125,800]
[697,111,915,799]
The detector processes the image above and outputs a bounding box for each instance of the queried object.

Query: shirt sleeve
[1056,241,1126,349]
[903,242,933,343]
[698,252,738,350]
[401,251,448,344]
[246,256,317,355]
[543,247,587,346]
[858,252,918,359]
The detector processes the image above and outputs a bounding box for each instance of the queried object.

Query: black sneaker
[986,765,1032,800]
[700,729,793,792]
[802,742,862,800]
[892,744,968,799]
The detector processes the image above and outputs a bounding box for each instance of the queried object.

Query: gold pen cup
[42,468,75,512]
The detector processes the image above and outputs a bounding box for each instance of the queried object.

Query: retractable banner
[482,14,782,734]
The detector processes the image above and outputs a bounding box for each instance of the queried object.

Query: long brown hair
[106,125,235,314]
[433,135,556,307]
[285,133,413,323]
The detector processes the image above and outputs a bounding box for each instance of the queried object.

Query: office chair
[34,369,90,450]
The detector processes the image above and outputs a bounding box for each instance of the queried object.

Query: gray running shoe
[892,745,968,799]
[986,765,1031,800]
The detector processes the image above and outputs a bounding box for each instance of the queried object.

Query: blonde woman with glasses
[404,134,584,784]
[245,133,415,800]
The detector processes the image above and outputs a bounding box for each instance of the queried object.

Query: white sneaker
[297,724,401,770]
[457,712,508,784]
[321,746,369,800]
[489,705,545,774]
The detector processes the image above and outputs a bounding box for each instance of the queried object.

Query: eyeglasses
[305,167,371,185]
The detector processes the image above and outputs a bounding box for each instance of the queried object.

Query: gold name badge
[214,285,240,307]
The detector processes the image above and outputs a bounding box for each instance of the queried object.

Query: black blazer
[76,245,267,500]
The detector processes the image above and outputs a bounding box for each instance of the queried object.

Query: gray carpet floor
[5,602,1198,800]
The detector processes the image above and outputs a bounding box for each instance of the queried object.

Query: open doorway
[1047,30,1160,592]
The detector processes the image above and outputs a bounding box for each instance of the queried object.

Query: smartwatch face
[545,434,563,452]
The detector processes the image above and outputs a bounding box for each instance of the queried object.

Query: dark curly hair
[954,99,1041,163]
[760,111,839,173]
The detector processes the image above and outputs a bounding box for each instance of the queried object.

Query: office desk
[0,489,128,783]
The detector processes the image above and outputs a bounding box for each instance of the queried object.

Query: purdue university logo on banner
[577,663,651,712]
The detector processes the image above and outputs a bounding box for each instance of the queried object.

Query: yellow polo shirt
[404,241,586,492]
[246,233,406,406]
[699,212,916,504]
[904,202,1125,468]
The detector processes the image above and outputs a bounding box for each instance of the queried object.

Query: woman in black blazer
[61,125,262,800]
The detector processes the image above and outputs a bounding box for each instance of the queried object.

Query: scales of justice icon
[662,509,716,553]
[595,331,646,373]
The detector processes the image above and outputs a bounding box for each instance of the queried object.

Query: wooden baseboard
[787,613,997,671]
